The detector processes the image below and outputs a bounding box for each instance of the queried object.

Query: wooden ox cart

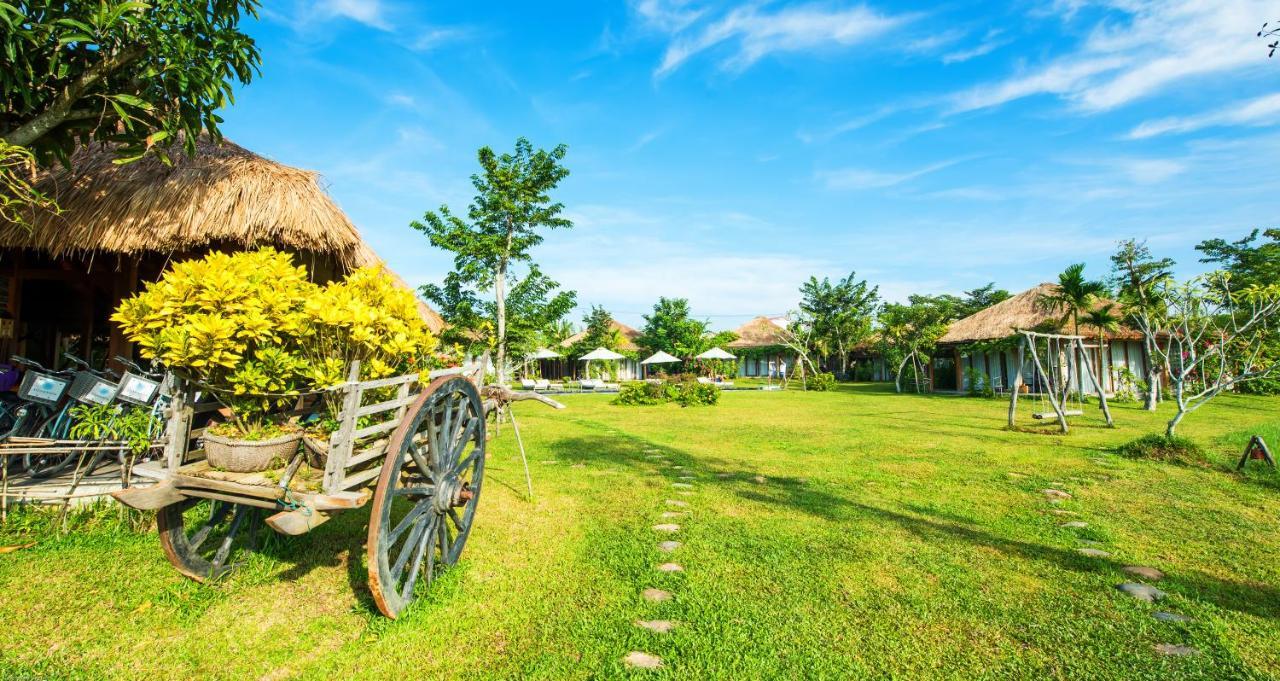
[115,361,560,618]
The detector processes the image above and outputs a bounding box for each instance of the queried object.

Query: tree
[637,297,709,360]
[1134,274,1280,436]
[797,272,879,376]
[957,283,1012,318]
[1081,302,1121,388]
[1196,229,1280,290]
[878,295,957,393]
[414,138,572,384]
[1110,239,1175,410]
[570,305,625,379]
[1037,263,1108,400]
[1,1,262,221]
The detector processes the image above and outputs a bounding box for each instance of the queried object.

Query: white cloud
[942,30,1011,64]
[817,158,968,190]
[409,27,470,51]
[652,3,911,78]
[317,0,391,30]
[632,0,704,33]
[1117,158,1186,184]
[1127,92,1280,138]
[951,0,1271,114]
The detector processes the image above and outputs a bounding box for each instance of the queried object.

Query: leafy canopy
[1196,229,1280,290]
[797,272,880,364]
[0,0,261,165]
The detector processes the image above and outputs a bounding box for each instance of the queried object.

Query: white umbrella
[640,350,681,365]
[578,346,624,381]
[696,347,736,360]
[527,348,561,359]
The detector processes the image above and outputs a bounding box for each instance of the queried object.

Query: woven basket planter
[204,431,302,473]
[302,435,330,469]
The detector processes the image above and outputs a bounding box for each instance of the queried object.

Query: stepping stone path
[645,455,663,460]
[665,499,689,507]
[642,588,671,602]
[653,524,680,533]
[1077,548,1112,558]
[1050,509,1078,516]
[1122,566,1165,581]
[635,620,678,634]
[571,463,586,469]
[670,465,685,470]
[1154,644,1198,656]
[658,541,681,552]
[672,482,693,489]
[753,475,767,484]
[716,472,733,479]
[675,490,693,496]
[1043,489,1072,500]
[1060,521,1089,529]
[1116,582,1165,602]
[678,475,695,480]
[660,511,686,519]
[1154,612,1192,623]
[657,562,683,572]
[623,651,664,669]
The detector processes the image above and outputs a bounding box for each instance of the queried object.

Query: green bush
[614,382,669,406]
[963,367,994,397]
[1115,434,1207,465]
[613,379,719,407]
[806,372,836,392]
[674,381,719,407]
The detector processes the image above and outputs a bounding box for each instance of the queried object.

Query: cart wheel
[157,498,265,582]
[367,375,486,618]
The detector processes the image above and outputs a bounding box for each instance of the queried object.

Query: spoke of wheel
[393,484,435,497]
[190,502,231,552]
[211,506,247,575]
[389,500,433,544]
[391,514,431,580]
[452,441,478,477]
[408,439,433,478]
[400,515,437,600]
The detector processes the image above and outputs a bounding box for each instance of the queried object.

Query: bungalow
[552,320,644,380]
[0,135,443,370]
[727,316,795,379]
[932,283,1150,396]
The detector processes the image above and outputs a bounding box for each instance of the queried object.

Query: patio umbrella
[695,347,737,380]
[527,348,561,359]
[578,347,624,379]
[640,350,681,379]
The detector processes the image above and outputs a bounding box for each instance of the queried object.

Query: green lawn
[2,385,1278,679]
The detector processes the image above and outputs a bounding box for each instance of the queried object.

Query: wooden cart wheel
[367,375,486,618]
[157,498,266,582]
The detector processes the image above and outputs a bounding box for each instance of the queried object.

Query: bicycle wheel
[23,408,77,478]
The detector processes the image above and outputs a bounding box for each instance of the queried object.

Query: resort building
[728,316,796,379]
[932,284,1151,395]
[548,320,643,380]
[0,136,443,369]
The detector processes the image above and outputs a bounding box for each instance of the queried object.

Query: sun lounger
[520,379,536,389]
[534,379,551,391]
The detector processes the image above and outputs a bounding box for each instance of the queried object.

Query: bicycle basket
[18,371,70,406]
[116,372,161,406]
[69,371,119,405]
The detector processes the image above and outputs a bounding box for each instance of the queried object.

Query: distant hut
[933,283,1148,394]
[0,136,442,368]
[552,320,643,380]
[727,316,795,379]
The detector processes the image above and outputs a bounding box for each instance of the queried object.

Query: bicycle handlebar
[113,355,162,378]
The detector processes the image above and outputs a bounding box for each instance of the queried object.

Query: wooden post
[163,374,191,471]
[324,361,362,494]
[1024,333,1068,434]
[1075,338,1113,427]
[1007,337,1025,428]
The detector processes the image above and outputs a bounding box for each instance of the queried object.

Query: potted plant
[113,249,318,472]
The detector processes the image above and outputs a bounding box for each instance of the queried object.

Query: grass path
[1,384,1277,679]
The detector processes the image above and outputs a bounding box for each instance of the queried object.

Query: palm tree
[1081,303,1121,390]
[1038,263,1108,398]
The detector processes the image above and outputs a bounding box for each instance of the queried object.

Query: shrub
[963,367,994,397]
[614,382,668,406]
[1115,434,1207,465]
[674,381,719,407]
[612,378,719,407]
[806,372,836,392]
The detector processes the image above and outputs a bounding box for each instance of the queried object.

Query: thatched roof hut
[726,316,789,348]
[0,136,443,367]
[559,320,642,351]
[937,283,1138,345]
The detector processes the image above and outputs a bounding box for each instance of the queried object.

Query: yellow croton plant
[112,248,439,435]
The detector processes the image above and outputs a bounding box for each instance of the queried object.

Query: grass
[1,384,1277,679]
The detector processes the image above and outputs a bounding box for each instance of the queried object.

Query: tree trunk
[495,261,508,385]
[895,352,911,394]
[1165,409,1185,437]
[1141,334,1159,411]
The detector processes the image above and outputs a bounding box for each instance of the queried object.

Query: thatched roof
[560,320,642,352]
[727,316,789,348]
[2,135,368,266]
[937,283,1140,344]
[1,136,445,333]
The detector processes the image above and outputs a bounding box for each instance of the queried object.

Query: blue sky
[224,0,1279,330]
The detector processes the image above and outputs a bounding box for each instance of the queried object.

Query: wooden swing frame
[1006,330,1113,434]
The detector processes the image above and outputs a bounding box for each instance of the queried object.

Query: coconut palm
[1082,302,1122,388]
[1038,263,1108,399]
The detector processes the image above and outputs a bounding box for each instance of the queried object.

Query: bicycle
[18,353,122,478]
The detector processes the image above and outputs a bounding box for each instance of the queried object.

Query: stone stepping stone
[642,588,671,602]
[656,562,684,572]
[652,524,680,533]
[672,482,693,489]
[677,475,695,481]
[1060,521,1089,529]
[623,651,664,669]
[1043,489,1072,500]
[752,475,767,484]
[1123,566,1165,581]
[1153,644,1197,656]
[1153,612,1192,623]
[1007,472,1028,479]
[1050,509,1078,516]
[645,455,663,460]
[1116,582,1165,602]
[675,490,693,496]
[665,499,689,508]
[658,541,681,552]
[1077,548,1112,558]
[571,463,586,469]
[635,620,679,634]
[660,511,687,519]
[670,465,685,470]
